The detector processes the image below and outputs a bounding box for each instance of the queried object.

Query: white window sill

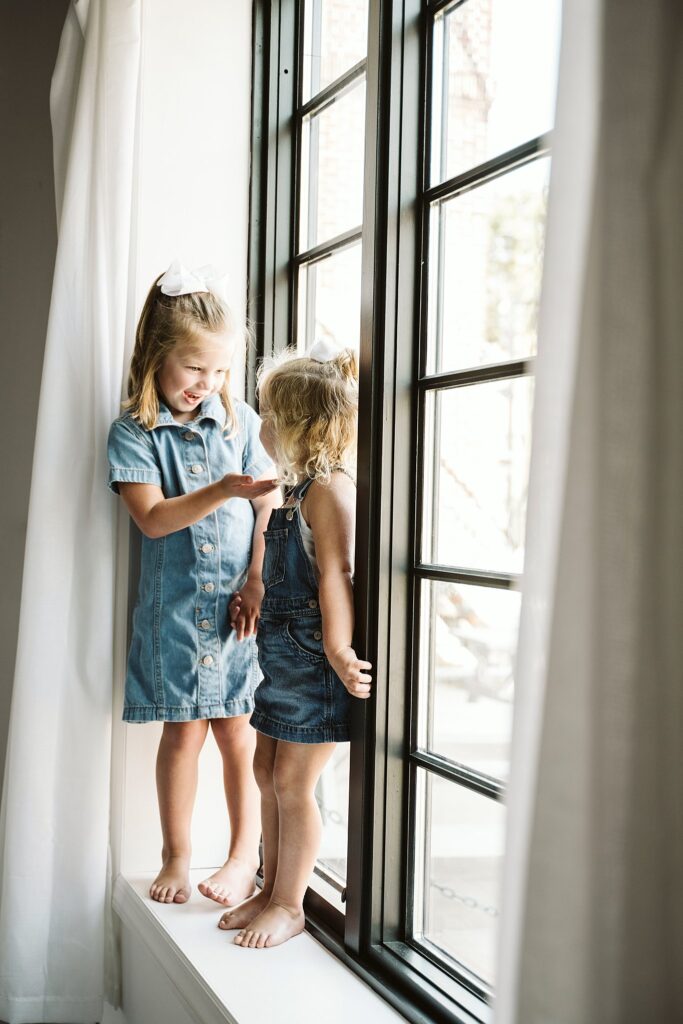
[113,872,406,1024]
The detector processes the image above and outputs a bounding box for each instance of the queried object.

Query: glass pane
[316,743,349,884]
[414,771,504,983]
[299,80,366,252]
[418,579,520,779]
[426,157,550,376]
[302,0,369,103]
[430,0,562,184]
[297,243,362,351]
[422,377,534,575]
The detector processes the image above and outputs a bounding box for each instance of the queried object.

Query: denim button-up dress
[107,395,272,722]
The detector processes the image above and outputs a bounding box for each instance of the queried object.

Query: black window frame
[248,2,554,1021]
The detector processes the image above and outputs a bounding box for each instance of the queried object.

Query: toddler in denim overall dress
[250,475,352,743]
[107,263,279,908]
[219,341,372,949]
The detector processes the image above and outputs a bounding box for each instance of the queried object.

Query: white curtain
[496,2,683,1022]
[0,2,141,1021]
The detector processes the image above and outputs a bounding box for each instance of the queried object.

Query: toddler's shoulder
[322,469,356,493]
[307,471,355,509]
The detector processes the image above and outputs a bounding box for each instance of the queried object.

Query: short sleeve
[107,417,163,494]
[238,402,274,479]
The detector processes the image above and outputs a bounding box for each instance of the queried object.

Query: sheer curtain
[496,2,683,1022]
[0,2,141,1021]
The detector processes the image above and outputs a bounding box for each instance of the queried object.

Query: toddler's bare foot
[218,888,271,930]
[234,900,305,948]
[198,857,258,907]
[149,856,191,904]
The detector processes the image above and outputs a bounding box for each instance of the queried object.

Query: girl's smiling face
[157,328,234,422]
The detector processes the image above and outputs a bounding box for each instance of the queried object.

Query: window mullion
[346,0,421,957]
[270,0,298,355]
[424,134,552,206]
[410,750,505,800]
[299,58,367,119]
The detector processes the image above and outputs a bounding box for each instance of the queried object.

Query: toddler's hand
[229,578,265,641]
[328,646,372,699]
[220,474,279,501]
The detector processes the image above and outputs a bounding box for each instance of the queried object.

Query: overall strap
[287,469,354,504]
[291,476,315,501]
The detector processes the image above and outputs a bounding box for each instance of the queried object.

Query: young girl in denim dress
[218,341,372,948]
[107,262,279,907]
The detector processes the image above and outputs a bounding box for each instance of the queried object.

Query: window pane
[299,80,366,252]
[422,377,534,575]
[430,0,561,185]
[302,0,369,103]
[414,770,504,983]
[417,579,519,779]
[297,243,362,350]
[316,743,349,884]
[426,157,550,376]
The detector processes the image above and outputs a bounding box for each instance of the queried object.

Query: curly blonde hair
[124,273,246,433]
[257,347,358,486]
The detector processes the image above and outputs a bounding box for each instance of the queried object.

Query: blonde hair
[125,273,244,433]
[257,347,358,486]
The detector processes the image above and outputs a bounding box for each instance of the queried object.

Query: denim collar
[153,393,227,429]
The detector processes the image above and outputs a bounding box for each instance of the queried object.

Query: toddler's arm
[118,474,278,539]
[305,475,372,699]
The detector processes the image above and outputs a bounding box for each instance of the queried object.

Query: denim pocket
[283,617,325,662]
[262,528,288,589]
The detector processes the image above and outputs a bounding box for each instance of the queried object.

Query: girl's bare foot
[198,857,258,907]
[218,888,271,930]
[234,901,305,948]
[149,856,191,904]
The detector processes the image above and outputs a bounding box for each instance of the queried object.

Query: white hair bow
[158,259,230,304]
[307,338,343,363]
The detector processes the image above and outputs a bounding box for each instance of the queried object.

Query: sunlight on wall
[115,0,253,877]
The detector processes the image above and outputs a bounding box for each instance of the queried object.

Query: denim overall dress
[107,396,272,722]
[251,476,352,743]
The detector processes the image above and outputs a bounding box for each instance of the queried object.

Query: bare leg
[150,720,209,904]
[219,733,279,929]
[235,740,336,948]
[198,716,262,906]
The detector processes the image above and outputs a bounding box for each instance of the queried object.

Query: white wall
[0,0,70,802]
[115,0,255,877]
[0,0,253,898]
[0,5,253,1020]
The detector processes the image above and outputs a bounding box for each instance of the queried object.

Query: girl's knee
[211,714,254,749]
[250,733,278,791]
[253,761,274,790]
[272,762,314,806]
[161,720,208,753]
[253,748,276,792]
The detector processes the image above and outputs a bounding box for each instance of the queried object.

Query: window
[250,0,561,1018]
[250,0,370,911]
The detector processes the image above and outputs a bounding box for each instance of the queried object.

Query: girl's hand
[229,579,264,640]
[327,646,372,699]
[220,474,279,501]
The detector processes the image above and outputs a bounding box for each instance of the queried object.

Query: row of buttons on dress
[182,431,219,671]
[184,431,206,476]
